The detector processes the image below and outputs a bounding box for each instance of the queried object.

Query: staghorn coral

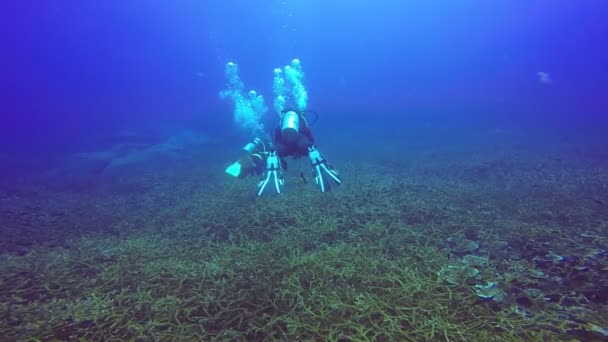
[1,143,608,340]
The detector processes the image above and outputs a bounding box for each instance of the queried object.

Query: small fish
[537,71,552,85]
[299,171,307,184]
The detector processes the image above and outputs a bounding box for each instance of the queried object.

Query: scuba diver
[225,109,342,196]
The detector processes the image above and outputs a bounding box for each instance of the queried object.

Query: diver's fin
[225,155,257,178]
[225,161,242,178]
[257,151,284,196]
[227,138,267,178]
[308,146,342,193]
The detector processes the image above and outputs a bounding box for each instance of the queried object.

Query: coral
[463,255,489,266]
[2,141,608,340]
[474,282,507,302]
[448,237,480,253]
[438,264,480,285]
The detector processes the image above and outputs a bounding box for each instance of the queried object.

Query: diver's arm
[272,126,281,148]
[304,128,315,144]
[300,116,315,144]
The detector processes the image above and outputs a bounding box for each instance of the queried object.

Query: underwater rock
[63,151,116,175]
[438,264,480,285]
[105,148,160,169]
[112,130,165,145]
[106,131,209,169]
[41,151,115,190]
[447,237,479,253]
[474,281,506,302]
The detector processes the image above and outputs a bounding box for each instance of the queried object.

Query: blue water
[2,1,607,159]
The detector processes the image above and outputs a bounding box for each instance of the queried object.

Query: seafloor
[1,122,607,341]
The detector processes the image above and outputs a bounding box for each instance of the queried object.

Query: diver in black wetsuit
[225,109,341,196]
[272,109,314,168]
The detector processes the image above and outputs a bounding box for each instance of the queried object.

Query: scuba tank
[226,138,265,178]
[241,137,264,157]
[281,110,300,142]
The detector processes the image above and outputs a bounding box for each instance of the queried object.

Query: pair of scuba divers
[226,110,342,196]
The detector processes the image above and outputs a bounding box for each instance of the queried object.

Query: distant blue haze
[1,1,607,159]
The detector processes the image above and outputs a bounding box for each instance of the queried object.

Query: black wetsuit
[272,115,314,168]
